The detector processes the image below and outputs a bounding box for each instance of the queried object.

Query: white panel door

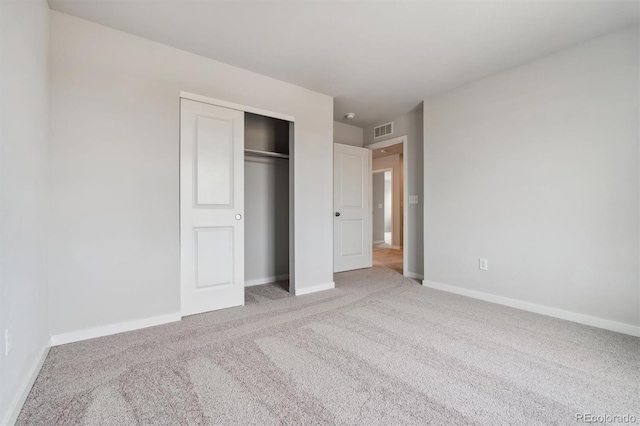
[180,99,244,316]
[334,143,372,272]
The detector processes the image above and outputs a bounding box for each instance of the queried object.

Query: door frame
[179,91,296,315]
[366,135,408,277]
[181,91,294,122]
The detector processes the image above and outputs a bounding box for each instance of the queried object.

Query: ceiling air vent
[374,122,393,139]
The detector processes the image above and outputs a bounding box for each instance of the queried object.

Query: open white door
[180,99,244,316]
[334,143,372,272]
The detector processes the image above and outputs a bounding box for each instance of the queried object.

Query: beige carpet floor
[17,268,640,425]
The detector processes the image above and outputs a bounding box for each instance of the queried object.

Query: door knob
[235,214,242,220]
[335,212,341,217]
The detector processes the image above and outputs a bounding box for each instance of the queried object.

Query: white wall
[372,154,403,248]
[384,175,392,232]
[423,26,639,330]
[334,121,363,147]
[0,1,50,423]
[365,108,423,277]
[48,12,334,336]
[372,173,385,243]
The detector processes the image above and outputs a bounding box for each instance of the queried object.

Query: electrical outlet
[409,195,419,204]
[479,259,488,271]
[4,328,12,356]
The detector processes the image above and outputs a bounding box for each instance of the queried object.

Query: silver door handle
[335,212,340,217]
[235,214,242,220]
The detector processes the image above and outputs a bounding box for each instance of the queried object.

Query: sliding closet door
[180,99,244,316]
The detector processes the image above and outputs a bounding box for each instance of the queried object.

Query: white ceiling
[372,143,403,159]
[48,0,639,127]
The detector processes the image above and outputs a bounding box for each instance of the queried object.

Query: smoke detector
[344,113,355,120]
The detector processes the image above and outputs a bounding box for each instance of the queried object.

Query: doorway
[368,137,406,275]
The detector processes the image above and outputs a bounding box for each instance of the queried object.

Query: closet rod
[244,148,289,159]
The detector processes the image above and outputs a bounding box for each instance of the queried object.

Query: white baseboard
[422,280,640,337]
[50,312,182,346]
[372,240,385,245]
[294,282,335,296]
[3,343,50,426]
[245,274,289,287]
[405,271,424,280]
[391,245,402,250]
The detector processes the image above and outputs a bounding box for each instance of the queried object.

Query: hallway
[372,244,403,275]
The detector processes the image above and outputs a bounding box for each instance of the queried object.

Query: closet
[179,97,294,317]
[244,112,292,291]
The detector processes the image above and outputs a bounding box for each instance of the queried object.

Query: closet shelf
[244,148,289,159]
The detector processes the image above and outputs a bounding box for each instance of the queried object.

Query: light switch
[409,195,419,204]
[378,204,383,209]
